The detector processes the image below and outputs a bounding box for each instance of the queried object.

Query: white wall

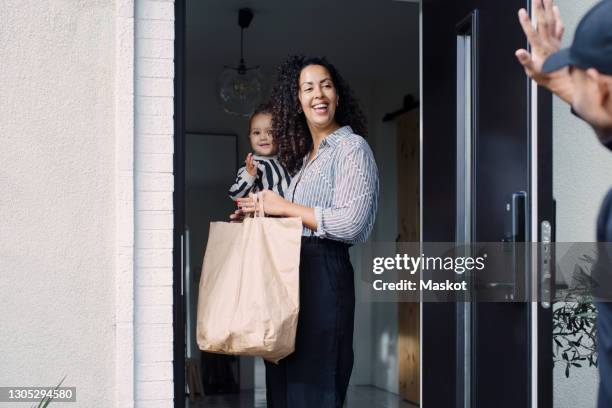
[366,78,419,393]
[553,0,612,243]
[553,1,612,406]
[133,1,177,405]
[0,1,116,406]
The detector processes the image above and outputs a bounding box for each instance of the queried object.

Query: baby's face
[249,113,277,156]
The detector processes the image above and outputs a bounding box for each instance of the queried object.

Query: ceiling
[186,0,420,79]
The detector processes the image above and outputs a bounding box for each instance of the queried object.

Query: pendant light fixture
[216,8,263,117]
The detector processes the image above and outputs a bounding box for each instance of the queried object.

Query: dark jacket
[595,188,612,408]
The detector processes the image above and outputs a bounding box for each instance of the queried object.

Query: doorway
[174,0,422,407]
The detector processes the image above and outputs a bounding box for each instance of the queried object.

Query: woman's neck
[308,122,341,153]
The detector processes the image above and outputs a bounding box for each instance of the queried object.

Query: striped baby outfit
[228,155,292,200]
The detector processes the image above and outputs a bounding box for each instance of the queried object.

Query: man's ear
[601,72,612,101]
[603,78,612,111]
[586,68,601,82]
[587,68,611,106]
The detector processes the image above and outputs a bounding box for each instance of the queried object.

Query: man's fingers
[533,0,545,28]
[553,5,565,40]
[543,0,556,37]
[534,0,551,41]
[515,49,536,75]
[518,9,541,48]
[515,49,532,64]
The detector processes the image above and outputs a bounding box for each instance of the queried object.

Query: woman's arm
[281,201,317,230]
[237,142,379,243]
[313,142,379,243]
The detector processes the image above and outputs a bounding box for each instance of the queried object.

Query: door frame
[173,0,187,405]
[533,65,555,408]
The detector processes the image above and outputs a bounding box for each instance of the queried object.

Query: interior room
[181,0,421,406]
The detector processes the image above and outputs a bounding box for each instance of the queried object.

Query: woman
[233,55,379,407]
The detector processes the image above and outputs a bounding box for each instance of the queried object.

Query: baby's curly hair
[270,55,367,175]
[247,102,273,137]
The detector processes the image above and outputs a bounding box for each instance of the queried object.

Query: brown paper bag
[196,197,301,363]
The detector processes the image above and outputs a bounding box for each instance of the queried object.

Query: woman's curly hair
[270,55,368,175]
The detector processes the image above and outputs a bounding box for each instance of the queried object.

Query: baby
[228,103,291,200]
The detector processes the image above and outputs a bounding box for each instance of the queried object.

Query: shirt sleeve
[314,142,379,243]
[228,166,257,200]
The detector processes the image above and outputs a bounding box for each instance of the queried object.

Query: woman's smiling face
[298,64,339,131]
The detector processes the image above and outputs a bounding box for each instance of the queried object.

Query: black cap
[542,0,612,75]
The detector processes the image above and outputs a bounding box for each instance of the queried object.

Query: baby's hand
[245,153,258,176]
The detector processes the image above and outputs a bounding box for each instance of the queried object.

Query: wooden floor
[188,358,418,408]
[188,385,419,408]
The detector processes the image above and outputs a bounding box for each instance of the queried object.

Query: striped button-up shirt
[287,125,379,244]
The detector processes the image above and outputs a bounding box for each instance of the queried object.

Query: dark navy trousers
[265,237,355,408]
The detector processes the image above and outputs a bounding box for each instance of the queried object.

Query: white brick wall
[133,0,175,406]
[116,0,136,407]
[115,1,175,405]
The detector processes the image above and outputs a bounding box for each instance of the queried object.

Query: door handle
[485,192,528,300]
[510,192,527,301]
[540,221,552,309]
[510,192,527,243]
[180,232,185,296]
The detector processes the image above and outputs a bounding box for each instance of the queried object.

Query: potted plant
[553,255,598,377]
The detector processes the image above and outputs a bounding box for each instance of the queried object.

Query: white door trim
[115,1,176,406]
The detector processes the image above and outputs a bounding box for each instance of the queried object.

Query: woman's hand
[229,208,246,223]
[236,191,318,230]
[260,190,289,216]
[245,153,258,177]
[236,190,288,217]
